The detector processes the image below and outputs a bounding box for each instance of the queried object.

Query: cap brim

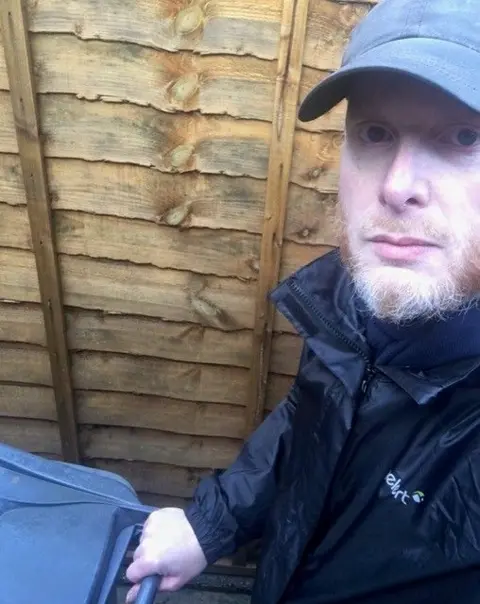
[298,37,480,122]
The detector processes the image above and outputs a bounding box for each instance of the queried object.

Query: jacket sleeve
[184,389,297,565]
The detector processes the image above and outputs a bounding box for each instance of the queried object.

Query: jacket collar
[270,249,480,405]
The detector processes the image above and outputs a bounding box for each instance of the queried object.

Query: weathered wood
[2,202,260,280]
[303,0,373,70]
[266,372,294,411]
[26,0,282,60]
[281,241,334,280]
[0,416,242,469]
[80,425,242,469]
[0,417,61,455]
[0,153,26,205]
[0,342,52,385]
[4,34,278,122]
[71,351,289,409]
[25,0,376,65]
[88,458,209,498]
[53,210,261,280]
[0,154,340,244]
[0,247,302,334]
[0,301,303,375]
[0,248,257,330]
[72,351,249,405]
[75,390,246,438]
[0,91,272,178]
[0,300,46,345]
[0,93,342,189]
[0,383,56,420]
[247,0,311,434]
[0,1,79,462]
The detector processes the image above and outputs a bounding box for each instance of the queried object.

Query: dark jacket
[185,249,480,603]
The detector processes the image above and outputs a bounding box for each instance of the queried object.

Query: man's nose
[380,141,430,213]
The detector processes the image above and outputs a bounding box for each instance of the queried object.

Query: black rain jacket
[185,249,480,603]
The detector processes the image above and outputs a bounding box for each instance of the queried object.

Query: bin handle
[135,575,159,604]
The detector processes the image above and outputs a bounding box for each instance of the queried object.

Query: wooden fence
[0,0,375,511]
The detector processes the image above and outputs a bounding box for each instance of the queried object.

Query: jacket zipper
[288,280,376,395]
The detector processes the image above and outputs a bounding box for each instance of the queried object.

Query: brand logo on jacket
[385,472,425,505]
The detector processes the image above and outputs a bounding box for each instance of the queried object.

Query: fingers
[125,584,139,604]
[125,555,160,585]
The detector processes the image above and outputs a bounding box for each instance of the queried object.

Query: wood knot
[305,167,322,181]
[174,5,205,35]
[170,144,195,169]
[161,202,192,227]
[189,294,237,330]
[170,73,200,103]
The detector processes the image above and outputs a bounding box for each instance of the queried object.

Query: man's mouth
[368,235,440,262]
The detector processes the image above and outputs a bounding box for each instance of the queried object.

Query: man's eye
[359,124,394,144]
[440,127,480,147]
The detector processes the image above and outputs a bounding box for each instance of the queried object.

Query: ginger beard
[333,203,480,324]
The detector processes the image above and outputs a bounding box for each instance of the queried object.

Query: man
[126,0,480,602]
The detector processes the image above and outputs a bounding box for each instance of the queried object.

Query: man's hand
[125,507,208,603]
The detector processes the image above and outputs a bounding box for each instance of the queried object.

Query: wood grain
[0,383,56,420]
[0,1,79,462]
[1,153,340,245]
[0,301,303,375]
[79,425,242,469]
[26,0,282,60]
[0,93,343,188]
[0,246,305,334]
[0,342,52,386]
[0,417,61,455]
[71,351,249,405]
[75,390,246,438]
[0,33,278,122]
[247,0,311,433]
[87,458,209,498]
[303,0,373,70]
[0,91,271,178]
[0,247,257,330]
[0,416,242,469]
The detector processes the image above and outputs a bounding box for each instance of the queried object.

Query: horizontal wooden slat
[53,210,260,280]
[0,343,52,385]
[25,0,376,66]
[72,351,248,405]
[0,202,32,249]
[27,0,282,60]
[0,93,342,189]
[0,33,347,132]
[0,153,340,245]
[0,301,46,345]
[76,390,246,438]
[0,301,303,375]
[0,384,56,420]
[0,416,242,468]
[0,248,41,303]
[0,153,27,205]
[87,458,209,498]
[0,34,278,122]
[1,203,333,297]
[80,424,242,469]
[0,247,257,330]
[0,91,271,178]
[0,417,61,455]
[1,154,268,233]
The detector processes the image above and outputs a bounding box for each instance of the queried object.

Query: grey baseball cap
[298,0,480,122]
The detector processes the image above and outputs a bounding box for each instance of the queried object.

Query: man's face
[337,72,480,323]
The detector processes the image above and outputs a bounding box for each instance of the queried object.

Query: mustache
[334,210,451,245]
